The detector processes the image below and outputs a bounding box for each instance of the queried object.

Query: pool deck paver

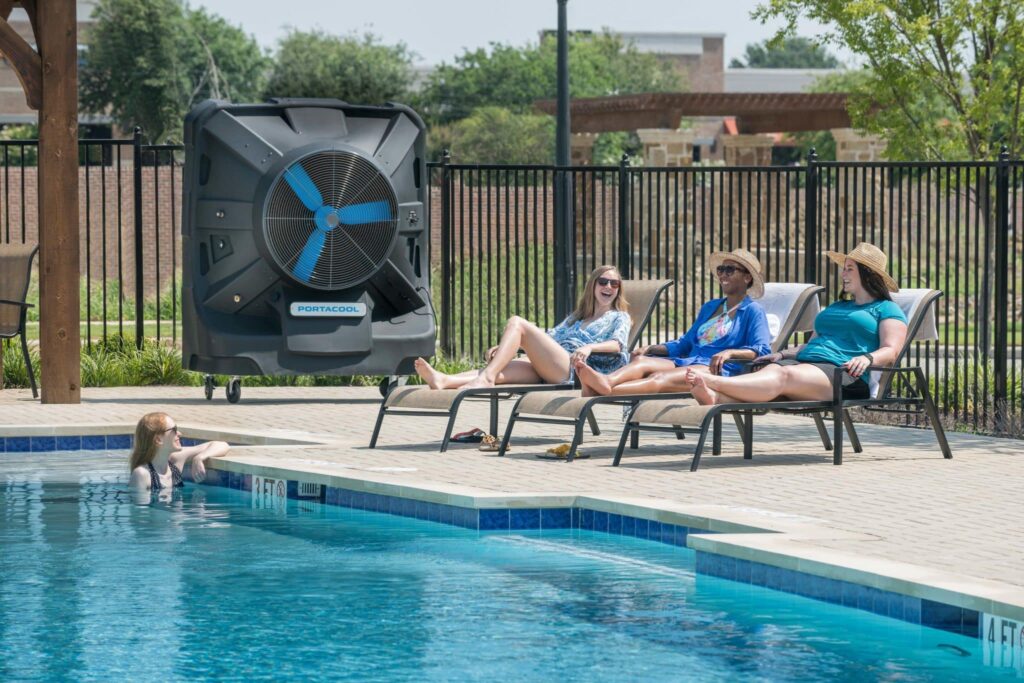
[2,385,1022,616]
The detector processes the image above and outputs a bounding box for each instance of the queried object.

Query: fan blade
[338,201,391,225]
[284,163,324,212]
[292,229,328,283]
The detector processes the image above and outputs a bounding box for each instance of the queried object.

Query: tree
[442,107,555,165]
[264,31,415,103]
[418,31,683,124]
[753,0,1024,160]
[729,36,840,68]
[81,0,267,142]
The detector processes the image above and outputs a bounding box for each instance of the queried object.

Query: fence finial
[619,152,630,166]
[999,144,1010,161]
[808,147,818,163]
[441,149,451,163]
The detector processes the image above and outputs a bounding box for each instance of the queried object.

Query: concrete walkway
[2,385,1021,615]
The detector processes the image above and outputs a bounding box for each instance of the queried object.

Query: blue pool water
[0,452,1014,682]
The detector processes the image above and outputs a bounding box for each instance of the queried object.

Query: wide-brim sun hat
[825,242,899,292]
[708,248,765,299]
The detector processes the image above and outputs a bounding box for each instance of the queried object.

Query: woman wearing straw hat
[685,242,908,405]
[576,249,772,396]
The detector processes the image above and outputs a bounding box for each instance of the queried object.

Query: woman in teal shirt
[686,243,908,405]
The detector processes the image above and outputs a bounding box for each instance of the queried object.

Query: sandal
[535,443,589,460]
[478,434,506,452]
[452,428,486,443]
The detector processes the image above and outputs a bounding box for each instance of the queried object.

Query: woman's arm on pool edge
[174,441,230,483]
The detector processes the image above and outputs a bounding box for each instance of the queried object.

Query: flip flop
[535,443,589,460]
[452,428,486,443]
[479,434,507,452]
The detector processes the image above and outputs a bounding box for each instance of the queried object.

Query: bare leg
[611,365,711,396]
[416,357,542,390]
[689,364,834,405]
[464,316,570,389]
[577,356,677,396]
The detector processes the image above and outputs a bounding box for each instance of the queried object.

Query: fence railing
[432,154,1023,435]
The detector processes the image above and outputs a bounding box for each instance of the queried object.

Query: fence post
[993,145,1010,432]
[439,150,453,357]
[804,148,818,284]
[617,153,632,279]
[553,168,574,320]
[133,127,144,350]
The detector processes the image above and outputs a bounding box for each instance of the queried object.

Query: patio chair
[368,279,673,451]
[0,242,38,398]
[614,288,952,471]
[496,282,825,461]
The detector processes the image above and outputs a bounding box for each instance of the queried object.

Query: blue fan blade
[338,201,391,225]
[292,229,327,283]
[284,164,324,212]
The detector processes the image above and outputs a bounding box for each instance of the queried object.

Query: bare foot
[575,360,613,396]
[688,371,719,405]
[460,372,495,390]
[414,357,448,390]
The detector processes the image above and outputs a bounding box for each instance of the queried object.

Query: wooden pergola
[0,0,79,403]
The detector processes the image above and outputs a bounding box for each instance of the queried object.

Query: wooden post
[37,0,80,403]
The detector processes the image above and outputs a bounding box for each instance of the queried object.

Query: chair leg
[565,418,586,462]
[630,427,639,449]
[712,414,722,455]
[732,413,749,450]
[916,368,953,459]
[842,410,863,453]
[673,425,685,440]
[497,411,517,457]
[21,333,37,399]
[812,412,833,451]
[488,394,499,437]
[832,408,844,465]
[742,413,753,460]
[613,404,641,466]
[690,411,718,472]
[439,411,459,453]
[368,405,387,448]
[585,409,601,436]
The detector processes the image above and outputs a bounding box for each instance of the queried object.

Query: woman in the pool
[415,265,631,390]
[128,412,229,491]
[683,242,907,406]
[574,248,771,397]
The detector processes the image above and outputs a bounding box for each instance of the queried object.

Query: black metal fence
[433,154,1023,435]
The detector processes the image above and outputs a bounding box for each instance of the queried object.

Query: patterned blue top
[662,297,772,376]
[548,310,632,375]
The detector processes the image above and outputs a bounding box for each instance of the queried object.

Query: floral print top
[548,310,632,376]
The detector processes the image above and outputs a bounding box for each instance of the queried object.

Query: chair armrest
[0,298,33,309]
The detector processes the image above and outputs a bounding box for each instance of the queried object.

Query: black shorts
[774,359,870,400]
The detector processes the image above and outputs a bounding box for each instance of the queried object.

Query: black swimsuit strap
[147,461,184,490]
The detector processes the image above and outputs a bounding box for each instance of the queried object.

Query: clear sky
[191,0,851,67]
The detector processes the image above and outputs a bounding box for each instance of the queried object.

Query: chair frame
[614,290,953,471]
[0,243,38,399]
[369,279,673,451]
[497,284,826,462]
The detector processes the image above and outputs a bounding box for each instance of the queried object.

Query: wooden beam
[0,17,41,109]
[37,0,80,403]
[18,0,38,45]
[0,1,14,21]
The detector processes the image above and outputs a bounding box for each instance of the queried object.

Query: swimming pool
[0,451,1012,681]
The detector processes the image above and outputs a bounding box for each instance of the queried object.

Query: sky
[191,0,852,68]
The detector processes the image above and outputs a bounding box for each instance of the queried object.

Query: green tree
[441,107,555,164]
[418,31,683,124]
[753,0,1024,160]
[264,30,415,103]
[81,0,267,142]
[729,36,840,68]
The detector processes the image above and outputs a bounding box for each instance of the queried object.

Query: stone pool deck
[2,385,1022,620]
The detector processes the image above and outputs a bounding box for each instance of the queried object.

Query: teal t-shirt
[797,299,908,366]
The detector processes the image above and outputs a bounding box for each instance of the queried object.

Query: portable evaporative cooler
[181,99,434,402]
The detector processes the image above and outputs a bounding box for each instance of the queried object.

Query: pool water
[0,452,1012,682]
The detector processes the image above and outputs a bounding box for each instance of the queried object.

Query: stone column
[636,129,694,167]
[570,133,598,165]
[831,128,886,162]
[721,134,774,166]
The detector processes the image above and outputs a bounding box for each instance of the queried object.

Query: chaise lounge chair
[614,288,952,470]
[496,282,825,461]
[0,242,38,398]
[368,278,674,451]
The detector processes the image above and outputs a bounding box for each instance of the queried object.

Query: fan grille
[263,151,398,291]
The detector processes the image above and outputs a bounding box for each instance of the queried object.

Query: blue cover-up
[798,299,907,366]
[548,310,632,374]
[661,296,772,376]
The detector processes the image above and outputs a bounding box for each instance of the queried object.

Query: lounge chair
[497,282,825,461]
[0,243,38,398]
[368,278,673,451]
[614,288,952,470]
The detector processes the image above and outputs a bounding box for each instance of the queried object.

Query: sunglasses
[596,277,621,288]
[716,265,749,276]
[163,425,179,435]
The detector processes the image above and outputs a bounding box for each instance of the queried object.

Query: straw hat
[708,248,765,299]
[825,242,899,292]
